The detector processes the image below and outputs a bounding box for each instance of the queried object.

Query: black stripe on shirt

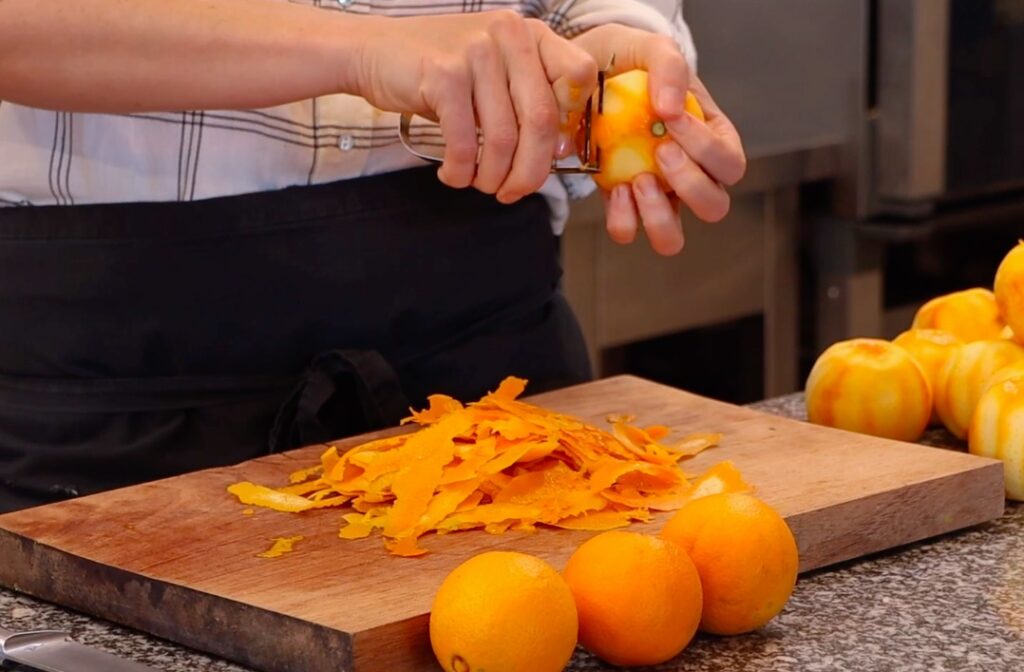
[64,113,75,205]
[189,111,205,200]
[47,113,60,205]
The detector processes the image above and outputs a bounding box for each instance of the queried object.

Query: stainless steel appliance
[874,0,1024,214]
[815,0,1024,352]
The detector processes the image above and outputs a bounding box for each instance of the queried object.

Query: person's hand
[572,24,746,255]
[354,11,598,203]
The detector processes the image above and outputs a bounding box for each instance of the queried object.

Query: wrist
[312,13,386,98]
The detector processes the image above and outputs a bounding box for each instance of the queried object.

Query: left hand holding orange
[571,24,746,256]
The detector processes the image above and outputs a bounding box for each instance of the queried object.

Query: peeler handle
[397,112,599,175]
[397,113,443,165]
[397,68,603,176]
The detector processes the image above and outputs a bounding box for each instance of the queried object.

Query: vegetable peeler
[398,70,605,175]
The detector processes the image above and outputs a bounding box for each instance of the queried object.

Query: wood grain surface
[0,376,1006,672]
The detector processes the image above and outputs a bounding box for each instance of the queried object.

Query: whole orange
[563,531,702,666]
[661,493,799,635]
[912,288,1005,342]
[892,328,962,424]
[429,551,578,672]
[934,340,1024,439]
[805,338,932,442]
[969,375,1024,501]
[995,242,1024,345]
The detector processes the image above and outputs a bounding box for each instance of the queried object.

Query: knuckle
[448,141,479,164]
[429,59,469,90]
[655,34,680,53]
[486,125,519,152]
[572,53,600,83]
[524,102,559,132]
[465,34,496,62]
[488,9,524,34]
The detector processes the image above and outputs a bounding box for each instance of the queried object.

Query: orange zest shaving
[228,377,749,557]
[256,535,304,558]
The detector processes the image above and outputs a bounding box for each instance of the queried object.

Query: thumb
[572,24,691,120]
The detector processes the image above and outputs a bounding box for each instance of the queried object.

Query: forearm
[0,0,372,113]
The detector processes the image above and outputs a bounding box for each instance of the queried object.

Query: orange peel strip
[227,376,744,557]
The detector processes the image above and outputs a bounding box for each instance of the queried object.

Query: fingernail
[657,87,685,116]
[556,133,573,159]
[634,174,659,199]
[611,184,628,203]
[656,142,686,170]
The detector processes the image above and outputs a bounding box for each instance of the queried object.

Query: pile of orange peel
[228,377,750,557]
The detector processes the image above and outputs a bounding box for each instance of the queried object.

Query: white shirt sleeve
[539,0,697,73]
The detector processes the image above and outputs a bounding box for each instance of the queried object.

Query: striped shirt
[0,0,695,230]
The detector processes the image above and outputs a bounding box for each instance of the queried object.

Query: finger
[433,66,479,189]
[603,184,639,245]
[664,76,746,185]
[571,25,690,119]
[530,20,599,116]
[495,23,561,203]
[631,173,685,256]
[655,140,730,222]
[471,45,518,194]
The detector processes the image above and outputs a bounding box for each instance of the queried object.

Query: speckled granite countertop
[3,394,1022,672]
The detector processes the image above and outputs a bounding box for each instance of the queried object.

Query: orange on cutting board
[563,531,703,666]
[661,492,799,635]
[912,288,1005,342]
[805,338,932,442]
[934,339,1024,439]
[892,328,962,424]
[429,551,578,672]
[995,242,1024,346]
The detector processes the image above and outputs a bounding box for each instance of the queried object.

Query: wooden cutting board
[0,376,1005,672]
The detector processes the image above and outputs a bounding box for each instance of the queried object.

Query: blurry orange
[661,493,799,635]
[805,338,932,442]
[934,340,1024,439]
[429,551,578,672]
[985,359,1024,393]
[995,242,1024,346]
[563,531,702,666]
[912,288,1005,342]
[969,375,1024,501]
[892,328,962,424]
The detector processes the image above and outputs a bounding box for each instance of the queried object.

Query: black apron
[0,167,592,512]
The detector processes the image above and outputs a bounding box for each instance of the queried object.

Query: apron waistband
[0,167,507,241]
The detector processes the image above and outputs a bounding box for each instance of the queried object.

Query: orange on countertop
[995,242,1024,346]
[984,359,1024,394]
[563,530,703,666]
[892,328,962,424]
[912,288,1005,343]
[429,551,578,672]
[805,338,932,442]
[661,492,799,636]
[934,340,1024,439]
[969,376,1024,501]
